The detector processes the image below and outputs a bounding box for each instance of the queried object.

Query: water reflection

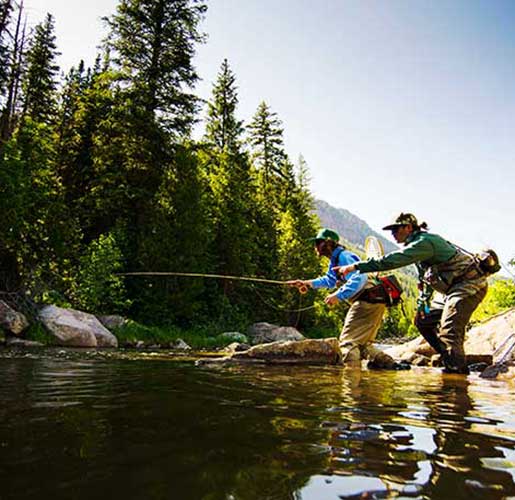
[0,350,513,499]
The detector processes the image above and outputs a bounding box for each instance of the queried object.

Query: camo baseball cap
[382,213,418,230]
[311,228,340,243]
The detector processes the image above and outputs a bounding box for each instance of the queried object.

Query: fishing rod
[118,271,310,293]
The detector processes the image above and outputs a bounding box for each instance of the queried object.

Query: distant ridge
[313,199,397,254]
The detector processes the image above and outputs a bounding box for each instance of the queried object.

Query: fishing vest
[419,246,486,294]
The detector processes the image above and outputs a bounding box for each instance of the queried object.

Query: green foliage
[205,59,243,153]
[0,118,79,293]
[472,278,515,322]
[71,231,131,314]
[22,13,60,124]
[105,0,207,133]
[247,101,289,191]
[25,322,54,344]
[113,319,242,349]
[0,0,13,94]
[0,1,488,345]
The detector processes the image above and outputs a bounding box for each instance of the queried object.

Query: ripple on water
[0,350,513,500]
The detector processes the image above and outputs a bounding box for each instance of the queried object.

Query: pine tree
[201,60,257,312]
[0,0,13,95]
[105,0,206,134]
[205,58,243,153]
[133,144,212,324]
[0,0,27,141]
[247,101,289,189]
[21,13,60,124]
[0,118,79,293]
[55,60,93,211]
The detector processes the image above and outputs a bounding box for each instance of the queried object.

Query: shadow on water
[0,348,514,500]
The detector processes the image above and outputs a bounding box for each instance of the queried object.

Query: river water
[0,348,514,500]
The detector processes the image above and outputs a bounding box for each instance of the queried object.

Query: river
[0,348,514,499]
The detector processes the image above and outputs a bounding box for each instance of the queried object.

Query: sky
[23,0,515,266]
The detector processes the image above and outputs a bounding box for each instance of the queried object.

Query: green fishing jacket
[356,231,487,310]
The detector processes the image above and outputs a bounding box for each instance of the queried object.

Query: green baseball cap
[382,213,418,230]
[311,228,340,243]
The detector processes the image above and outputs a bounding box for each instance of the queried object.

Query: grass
[110,320,243,349]
[25,323,55,344]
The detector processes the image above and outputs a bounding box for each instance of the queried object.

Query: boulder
[222,342,251,353]
[465,307,515,364]
[384,336,435,361]
[39,305,118,348]
[384,307,515,376]
[0,300,29,336]
[197,338,341,365]
[247,322,305,345]
[169,338,191,350]
[97,315,127,330]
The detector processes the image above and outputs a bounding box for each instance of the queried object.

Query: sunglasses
[391,225,406,235]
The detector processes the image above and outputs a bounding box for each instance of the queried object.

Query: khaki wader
[339,300,395,367]
[416,284,488,371]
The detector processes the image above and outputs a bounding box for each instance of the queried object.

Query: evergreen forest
[1,0,513,344]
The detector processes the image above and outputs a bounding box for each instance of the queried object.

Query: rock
[466,354,493,365]
[135,340,146,349]
[201,338,341,365]
[170,338,191,350]
[410,354,431,366]
[384,307,515,376]
[246,322,305,345]
[97,315,127,330]
[384,336,436,360]
[222,342,251,353]
[465,307,515,365]
[5,337,44,348]
[0,300,29,336]
[38,305,118,348]
[217,332,249,344]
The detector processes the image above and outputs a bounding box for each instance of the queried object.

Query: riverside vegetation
[1,0,514,348]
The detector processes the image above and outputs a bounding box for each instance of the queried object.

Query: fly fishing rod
[119,271,310,293]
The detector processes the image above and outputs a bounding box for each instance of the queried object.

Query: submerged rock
[246,322,305,345]
[197,337,341,366]
[39,305,118,348]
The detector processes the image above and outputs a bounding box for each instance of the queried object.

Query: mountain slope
[314,199,397,254]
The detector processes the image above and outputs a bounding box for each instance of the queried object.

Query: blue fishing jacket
[311,247,367,301]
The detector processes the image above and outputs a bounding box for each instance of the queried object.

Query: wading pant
[339,300,395,367]
[415,285,488,370]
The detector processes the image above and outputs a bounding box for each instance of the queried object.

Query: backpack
[475,249,501,276]
[359,274,403,307]
[379,275,404,306]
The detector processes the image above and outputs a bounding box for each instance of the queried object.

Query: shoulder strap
[330,246,345,268]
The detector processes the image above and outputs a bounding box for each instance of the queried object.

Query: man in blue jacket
[288,228,404,369]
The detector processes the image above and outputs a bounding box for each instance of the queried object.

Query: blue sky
[24,0,515,265]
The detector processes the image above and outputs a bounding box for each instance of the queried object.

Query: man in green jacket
[335,213,488,374]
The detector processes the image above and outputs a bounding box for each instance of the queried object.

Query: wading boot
[441,352,469,374]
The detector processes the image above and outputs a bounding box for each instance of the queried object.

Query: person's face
[315,240,330,257]
[391,224,412,243]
